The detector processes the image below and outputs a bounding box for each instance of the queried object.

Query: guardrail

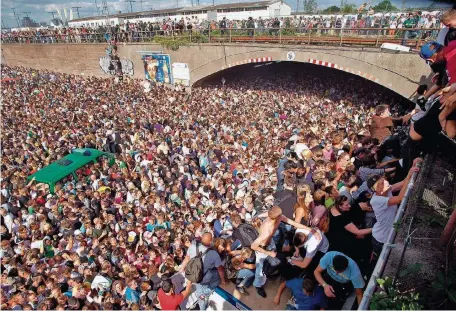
[358,158,424,310]
[1,27,441,48]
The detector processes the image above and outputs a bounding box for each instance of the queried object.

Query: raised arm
[388,158,422,206]
[281,215,312,231]
[181,280,193,299]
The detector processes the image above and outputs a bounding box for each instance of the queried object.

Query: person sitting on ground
[273,227,329,306]
[276,278,328,310]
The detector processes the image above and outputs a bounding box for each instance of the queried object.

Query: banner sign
[142,54,172,84]
[172,63,190,87]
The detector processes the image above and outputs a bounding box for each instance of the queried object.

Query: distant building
[22,16,39,27]
[68,0,291,27]
[51,18,65,27]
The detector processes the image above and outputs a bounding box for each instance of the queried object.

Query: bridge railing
[1,27,440,48]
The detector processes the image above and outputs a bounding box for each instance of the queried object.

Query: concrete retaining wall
[2,43,431,97]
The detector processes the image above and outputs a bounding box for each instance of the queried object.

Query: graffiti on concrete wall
[120,59,134,76]
[99,56,134,76]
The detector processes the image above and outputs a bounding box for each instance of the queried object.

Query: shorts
[413,99,456,138]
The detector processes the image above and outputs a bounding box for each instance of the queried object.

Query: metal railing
[1,27,440,48]
[358,159,424,310]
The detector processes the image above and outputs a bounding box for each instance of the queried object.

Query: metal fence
[1,27,440,48]
[358,158,425,310]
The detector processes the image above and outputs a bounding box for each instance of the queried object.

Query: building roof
[27,148,110,186]
[211,0,273,10]
[69,0,280,22]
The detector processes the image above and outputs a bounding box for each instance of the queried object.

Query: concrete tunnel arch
[188,45,430,98]
[0,43,431,98]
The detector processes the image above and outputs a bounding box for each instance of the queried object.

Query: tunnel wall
[2,43,430,98]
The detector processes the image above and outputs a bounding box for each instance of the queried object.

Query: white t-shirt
[370,191,397,243]
[294,143,309,159]
[296,228,329,258]
[437,27,449,46]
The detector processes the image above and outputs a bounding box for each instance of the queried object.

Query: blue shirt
[286,278,328,310]
[125,287,140,303]
[319,251,365,288]
[188,242,222,288]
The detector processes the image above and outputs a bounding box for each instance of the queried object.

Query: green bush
[371,277,424,310]
[153,35,190,51]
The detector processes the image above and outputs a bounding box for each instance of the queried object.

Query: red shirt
[444,40,456,84]
[157,289,184,310]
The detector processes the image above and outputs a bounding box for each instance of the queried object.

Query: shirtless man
[251,206,317,298]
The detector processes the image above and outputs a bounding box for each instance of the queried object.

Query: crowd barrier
[1,27,440,48]
[358,157,425,310]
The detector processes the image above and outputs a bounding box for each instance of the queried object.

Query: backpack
[262,253,286,277]
[236,223,259,247]
[185,242,212,283]
[224,259,238,280]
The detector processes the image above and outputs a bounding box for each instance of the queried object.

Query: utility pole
[340,0,345,11]
[101,0,111,32]
[22,12,31,18]
[47,11,56,19]
[11,8,21,27]
[95,0,100,15]
[296,0,299,13]
[401,0,406,11]
[125,0,136,12]
[139,0,144,11]
[72,7,82,18]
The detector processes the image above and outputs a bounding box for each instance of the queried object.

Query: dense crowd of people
[0,60,418,311]
[0,10,445,44]
[1,6,455,311]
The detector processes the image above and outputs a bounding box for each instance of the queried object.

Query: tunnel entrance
[193,61,412,109]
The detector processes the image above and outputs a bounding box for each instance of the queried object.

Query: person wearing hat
[367,157,422,263]
[413,40,456,140]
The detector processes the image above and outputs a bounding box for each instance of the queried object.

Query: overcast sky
[0,0,449,27]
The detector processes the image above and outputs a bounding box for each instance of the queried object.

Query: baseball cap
[419,41,443,60]
[367,174,382,191]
